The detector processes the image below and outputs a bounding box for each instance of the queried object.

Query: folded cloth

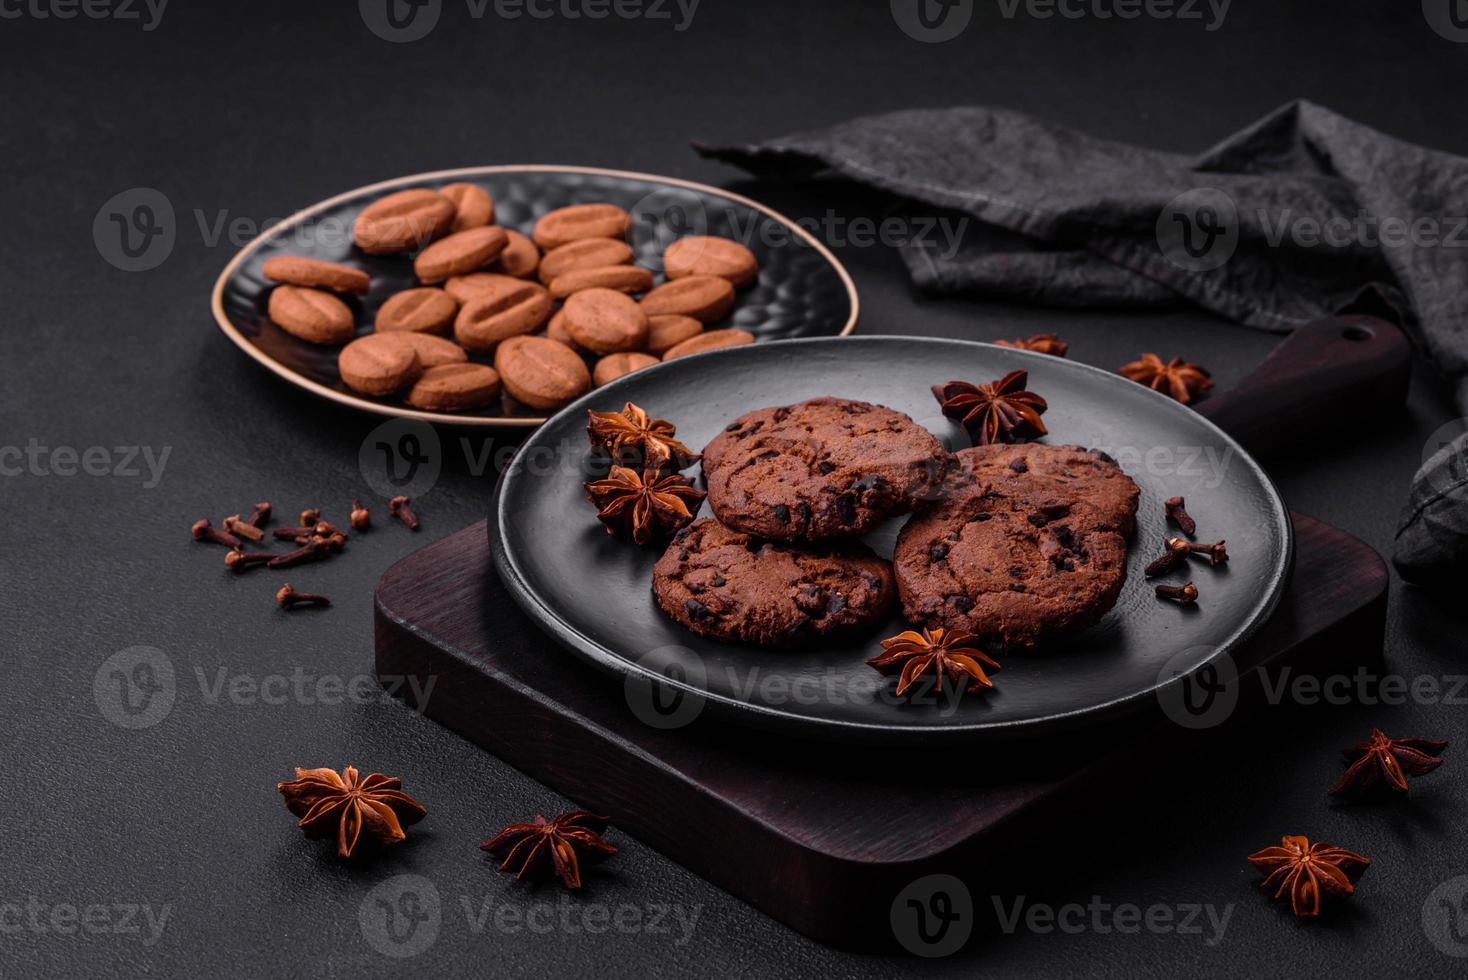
[697,100,1468,579]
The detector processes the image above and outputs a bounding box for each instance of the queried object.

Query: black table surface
[5,2,1468,976]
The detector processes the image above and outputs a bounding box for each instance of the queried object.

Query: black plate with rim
[490,336,1292,741]
[211,165,859,428]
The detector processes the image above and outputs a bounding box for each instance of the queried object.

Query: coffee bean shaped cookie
[893,445,1140,650]
[454,281,552,353]
[404,363,502,411]
[393,332,469,368]
[547,265,654,300]
[544,308,588,354]
[494,335,591,411]
[375,287,458,335]
[354,188,455,255]
[532,204,632,251]
[491,230,540,279]
[639,275,735,323]
[538,237,634,284]
[702,398,949,541]
[562,288,649,354]
[644,315,703,357]
[661,328,753,360]
[651,519,896,648]
[268,285,356,345]
[338,333,423,396]
[593,352,659,387]
[414,226,509,284]
[662,236,759,287]
[262,256,370,295]
[444,271,532,305]
[440,182,495,231]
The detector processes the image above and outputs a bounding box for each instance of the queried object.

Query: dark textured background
[4,1,1468,976]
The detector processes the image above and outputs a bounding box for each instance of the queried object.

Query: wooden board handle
[1194,315,1412,455]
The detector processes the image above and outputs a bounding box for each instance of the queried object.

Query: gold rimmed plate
[211,165,860,428]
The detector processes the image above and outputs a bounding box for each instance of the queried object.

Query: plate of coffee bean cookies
[489,336,1293,741]
[211,166,858,427]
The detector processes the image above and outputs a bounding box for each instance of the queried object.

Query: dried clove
[276,584,330,610]
[389,496,420,531]
[1144,537,1192,578]
[1164,496,1196,537]
[350,499,370,531]
[1155,582,1199,604]
[224,548,274,572]
[191,518,241,548]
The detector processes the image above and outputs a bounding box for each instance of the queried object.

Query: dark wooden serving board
[374,313,1409,949]
[375,512,1386,949]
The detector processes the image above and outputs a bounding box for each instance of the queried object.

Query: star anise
[1247,835,1370,918]
[586,402,699,472]
[1118,353,1214,405]
[1328,728,1448,797]
[932,370,1048,446]
[994,333,1069,357]
[277,765,427,858]
[481,811,618,890]
[584,466,705,545]
[866,627,1001,698]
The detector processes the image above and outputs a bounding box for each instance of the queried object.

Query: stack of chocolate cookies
[647,396,1140,652]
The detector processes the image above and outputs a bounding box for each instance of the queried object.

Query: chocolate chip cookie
[652,519,896,648]
[702,398,948,541]
[893,444,1140,649]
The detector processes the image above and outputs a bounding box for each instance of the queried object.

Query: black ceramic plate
[490,337,1292,741]
[211,165,858,428]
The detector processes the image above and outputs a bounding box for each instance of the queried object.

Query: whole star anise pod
[586,402,698,472]
[277,766,427,858]
[867,627,1001,698]
[994,333,1068,357]
[1247,835,1370,918]
[481,810,618,891]
[1118,353,1214,405]
[932,370,1048,446]
[584,466,705,545]
[1328,728,1448,797]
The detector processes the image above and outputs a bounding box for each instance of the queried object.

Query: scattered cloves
[244,501,272,528]
[267,539,330,569]
[321,532,348,554]
[390,495,420,530]
[300,507,321,527]
[277,584,331,610]
[313,521,344,539]
[223,514,265,543]
[1155,582,1199,604]
[350,499,370,531]
[1145,537,1192,578]
[272,526,316,544]
[1164,496,1197,537]
[191,518,241,548]
[1187,539,1229,567]
[224,548,274,572]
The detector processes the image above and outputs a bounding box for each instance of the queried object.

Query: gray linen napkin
[696,100,1468,579]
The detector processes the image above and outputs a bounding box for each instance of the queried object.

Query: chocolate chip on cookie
[701,398,948,541]
[893,444,1140,649]
[651,519,896,648]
